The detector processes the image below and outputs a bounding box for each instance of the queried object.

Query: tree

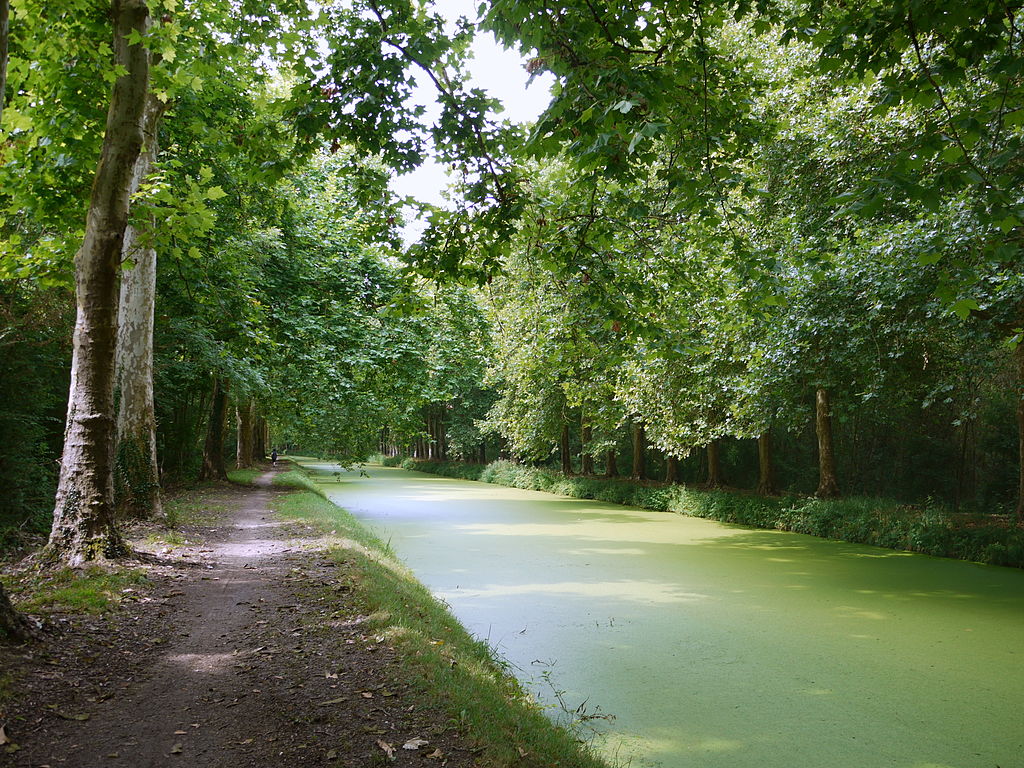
[114,93,164,518]
[45,0,151,565]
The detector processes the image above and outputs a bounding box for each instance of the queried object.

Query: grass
[273,486,610,768]
[398,458,1024,569]
[162,489,230,528]
[226,468,263,486]
[12,567,149,615]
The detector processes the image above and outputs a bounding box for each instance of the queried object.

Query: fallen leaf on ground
[173,730,187,735]
[326,748,338,760]
[376,740,395,758]
[0,727,8,745]
[54,711,90,721]
[361,691,373,699]
[403,737,429,750]
[426,748,444,759]
[170,743,183,754]
[319,697,346,706]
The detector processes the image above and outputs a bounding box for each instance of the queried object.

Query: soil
[0,468,479,768]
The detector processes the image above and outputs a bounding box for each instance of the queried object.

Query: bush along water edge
[390,458,1024,569]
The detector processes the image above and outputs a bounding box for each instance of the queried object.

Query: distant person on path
[271,448,278,466]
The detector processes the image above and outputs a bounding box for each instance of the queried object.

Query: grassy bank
[264,470,610,768]
[390,457,1024,569]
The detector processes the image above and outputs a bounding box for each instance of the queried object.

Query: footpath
[1,467,480,768]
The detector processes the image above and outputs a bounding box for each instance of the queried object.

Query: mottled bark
[756,432,778,496]
[706,439,724,488]
[605,447,618,478]
[0,581,31,644]
[815,387,841,498]
[560,422,572,475]
[235,398,254,468]
[199,378,229,481]
[665,454,680,484]
[580,422,594,475]
[114,93,164,519]
[46,0,151,565]
[631,423,646,480]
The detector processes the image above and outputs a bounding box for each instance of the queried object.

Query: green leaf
[950,298,980,319]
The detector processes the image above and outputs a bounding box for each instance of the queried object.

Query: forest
[2,0,1024,634]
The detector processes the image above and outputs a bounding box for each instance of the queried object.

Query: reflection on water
[305,462,1024,768]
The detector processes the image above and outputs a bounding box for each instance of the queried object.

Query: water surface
[305,462,1024,768]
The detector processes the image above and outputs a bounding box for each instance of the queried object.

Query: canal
[304,462,1024,768]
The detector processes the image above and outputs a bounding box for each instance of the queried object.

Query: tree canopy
[0,0,1023,570]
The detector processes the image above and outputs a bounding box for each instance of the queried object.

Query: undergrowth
[274,489,610,768]
[398,459,1024,568]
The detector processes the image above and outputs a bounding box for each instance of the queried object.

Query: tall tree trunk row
[756,431,778,496]
[199,377,229,481]
[815,387,841,498]
[580,421,594,475]
[605,447,618,478]
[236,398,254,468]
[631,422,646,480]
[665,454,680,484]
[706,439,724,488]
[560,422,572,474]
[114,92,164,519]
[1015,342,1024,522]
[46,0,152,565]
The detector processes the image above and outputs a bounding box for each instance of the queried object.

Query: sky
[389,0,555,243]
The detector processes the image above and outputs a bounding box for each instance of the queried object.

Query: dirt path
[3,469,476,767]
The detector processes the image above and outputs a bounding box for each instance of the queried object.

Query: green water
[305,462,1024,768]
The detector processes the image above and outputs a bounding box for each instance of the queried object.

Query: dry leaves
[376,739,396,758]
[403,737,429,750]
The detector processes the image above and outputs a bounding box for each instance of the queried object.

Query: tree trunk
[605,447,618,478]
[580,422,594,475]
[45,0,151,565]
[631,423,646,480]
[815,387,841,498]
[200,378,229,481]
[1015,343,1024,522]
[560,422,572,474]
[478,440,487,464]
[756,432,778,495]
[705,440,724,487]
[438,411,447,460]
[665,454,680,484]
[0,0,9,127]
[236,398,254,468]
[114,93,164,519]
[253,413,267,460]
[0,582,31,644]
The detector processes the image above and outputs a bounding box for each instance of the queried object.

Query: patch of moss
[16,568,149,615]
